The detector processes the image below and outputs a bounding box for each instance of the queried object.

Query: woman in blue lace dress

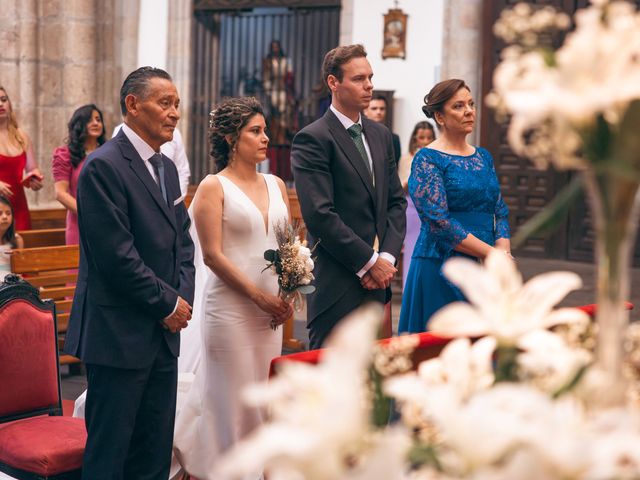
[399,79,511,333]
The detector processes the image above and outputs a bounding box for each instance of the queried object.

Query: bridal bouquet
[264,220,316,316]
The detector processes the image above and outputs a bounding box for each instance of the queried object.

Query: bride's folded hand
[253,290,291,317]
[272,302,293,325]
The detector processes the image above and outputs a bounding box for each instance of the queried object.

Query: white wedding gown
[173,173,286,480]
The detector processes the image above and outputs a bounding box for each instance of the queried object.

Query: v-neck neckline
[220,173,271,236]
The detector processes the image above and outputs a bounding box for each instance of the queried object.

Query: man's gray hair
[119,66,172,116]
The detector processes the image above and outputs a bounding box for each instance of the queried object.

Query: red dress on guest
[0,151,31,230]
[51,146,84,245]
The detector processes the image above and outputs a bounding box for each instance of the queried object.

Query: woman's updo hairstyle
[209,96,264,172]
[422,79,470,127]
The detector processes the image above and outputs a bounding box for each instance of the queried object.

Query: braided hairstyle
[422,79,470,127]
[208,97,264,172]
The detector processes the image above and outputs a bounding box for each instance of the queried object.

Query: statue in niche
[262,40,297,144]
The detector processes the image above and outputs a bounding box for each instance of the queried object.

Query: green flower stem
[584,169,640,403]
[494,346,520,383]
[369,366,391,428]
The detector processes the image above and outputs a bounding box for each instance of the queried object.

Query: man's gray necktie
[149,153,169,205]
[347,123,372,178]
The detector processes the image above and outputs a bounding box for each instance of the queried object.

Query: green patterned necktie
[347,123,372,178]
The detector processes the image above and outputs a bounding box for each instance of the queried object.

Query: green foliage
[552,364,590,399]
[407,442,442,471]
[494,346,520,383]
[297,284,316,294]
[369,366,392,428]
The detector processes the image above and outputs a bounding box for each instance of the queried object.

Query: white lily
[518,329,592,394]
[429,250,588,347]
[216,305,382,480]
[385,337,495,410]
[491,1,640,170]
[584,409,640,478]
[431,384,555,474]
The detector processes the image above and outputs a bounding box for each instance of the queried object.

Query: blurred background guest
[363,93,401,166]
[0,86,43,230]
[399,79,510,334]
[0,195,23,274]
[397,121,436,288]
[52,104,106,245]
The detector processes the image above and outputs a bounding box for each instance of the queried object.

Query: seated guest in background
[112,122,190,196]
[52,104,106,245]
[0,85,44,230]
[398,121,436,288]
[399,79,510,334]
[364,93,401,166]
[0,195,23,273]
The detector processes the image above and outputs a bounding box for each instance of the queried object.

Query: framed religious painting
[382,8,408,59]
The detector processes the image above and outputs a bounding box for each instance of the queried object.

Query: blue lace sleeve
[409,149,469,254]
[495,193,510,239]
[480,148,511,240]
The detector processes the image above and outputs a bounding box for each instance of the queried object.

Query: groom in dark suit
[292,44,406,349]
[64,67,195,479]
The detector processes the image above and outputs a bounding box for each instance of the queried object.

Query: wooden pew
[30,208,67,230]
[10,245,80,366]
[17,228,67,248]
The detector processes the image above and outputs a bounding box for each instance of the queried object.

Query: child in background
[0,195,23,274]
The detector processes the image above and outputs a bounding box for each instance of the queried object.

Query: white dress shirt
[120,123,180,318]
[113,123,190,196]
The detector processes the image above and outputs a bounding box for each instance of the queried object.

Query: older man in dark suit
[64,67,195,479]
[291,44,406,349]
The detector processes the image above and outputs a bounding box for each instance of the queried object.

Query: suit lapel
[362,118,386,211]
[116,132,177,232]
[324,110,375,203]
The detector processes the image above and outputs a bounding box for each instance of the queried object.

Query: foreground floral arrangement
[216,251,640,479]
[490,0,640,400]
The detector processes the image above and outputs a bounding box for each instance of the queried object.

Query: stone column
[167,0,193,152]
[441,0,482,144]
[0,0,140,207]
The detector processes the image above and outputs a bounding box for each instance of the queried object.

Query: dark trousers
[82,342,177,480]
[308,290,384,350]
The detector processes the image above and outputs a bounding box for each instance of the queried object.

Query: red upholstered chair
[0,274,86,480]
[269,331,451,378]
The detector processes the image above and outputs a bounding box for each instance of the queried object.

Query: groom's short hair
[322,44,367,87]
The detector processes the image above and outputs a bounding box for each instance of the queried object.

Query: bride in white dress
[173,97,292,479]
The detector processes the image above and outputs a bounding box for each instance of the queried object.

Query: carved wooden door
[481,0,640,264]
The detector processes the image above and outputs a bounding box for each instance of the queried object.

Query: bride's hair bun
[208,97,264,172]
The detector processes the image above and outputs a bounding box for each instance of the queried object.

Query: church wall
[340,0,444,153]
[0,0,140,207]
